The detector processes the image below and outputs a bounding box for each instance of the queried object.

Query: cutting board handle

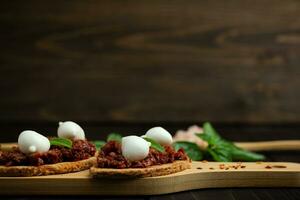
[235,140,300,151]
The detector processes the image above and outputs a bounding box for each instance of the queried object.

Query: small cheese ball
[145,127,173,145]
[18,130,50,154]
[57,121,85,140]
[121,136,150,161]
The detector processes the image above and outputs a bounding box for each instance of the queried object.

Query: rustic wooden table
[0,122,299,199]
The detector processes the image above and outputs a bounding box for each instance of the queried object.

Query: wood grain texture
[0,1,300,123]
[0,162,299,195]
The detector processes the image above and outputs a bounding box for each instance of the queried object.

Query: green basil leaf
[215,139,265,161]
[173,141,203,161]
[203,122,221,139]
[50,138,72,149]
[207,148,232,162]
[231,148,265,161]
[196,132,214,143]
[199,122,265,162]
[107,133,122,142]
[214,140,235,151]
[92,140,106,150]
[143,137,165,152]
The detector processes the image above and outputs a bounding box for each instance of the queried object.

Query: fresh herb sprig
[92,132,123,150]
[50,138,73,149]
[93,140,106,150]
[143,137,165,152]
[173,141,203,161]
[197,122,265,162]
[107,133,122,142]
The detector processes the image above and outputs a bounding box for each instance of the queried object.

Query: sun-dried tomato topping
[97,141,188,168]
[0,139,96,166]
[0,150,28,166]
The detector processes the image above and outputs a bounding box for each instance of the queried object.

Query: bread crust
[0,156,96,177]
[90,160,191,178]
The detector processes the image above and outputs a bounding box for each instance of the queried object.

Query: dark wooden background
[1,0,300,124]
[0,1,300,199]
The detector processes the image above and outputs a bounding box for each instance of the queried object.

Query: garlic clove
[145,127,173,145]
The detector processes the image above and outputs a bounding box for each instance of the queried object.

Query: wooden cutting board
[0,161,299,195]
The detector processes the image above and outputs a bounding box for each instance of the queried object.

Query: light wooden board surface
[0,161,299,195]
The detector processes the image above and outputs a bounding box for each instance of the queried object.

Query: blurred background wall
[1,0,300,125]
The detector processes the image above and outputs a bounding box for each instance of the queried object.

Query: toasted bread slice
[90,160,191,178]
[0,156,96,177]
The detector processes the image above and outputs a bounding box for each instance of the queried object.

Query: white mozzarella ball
[145,127,173,145]
[57,121,85,140]
[121,136,150,161]
[18,130,50,154]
